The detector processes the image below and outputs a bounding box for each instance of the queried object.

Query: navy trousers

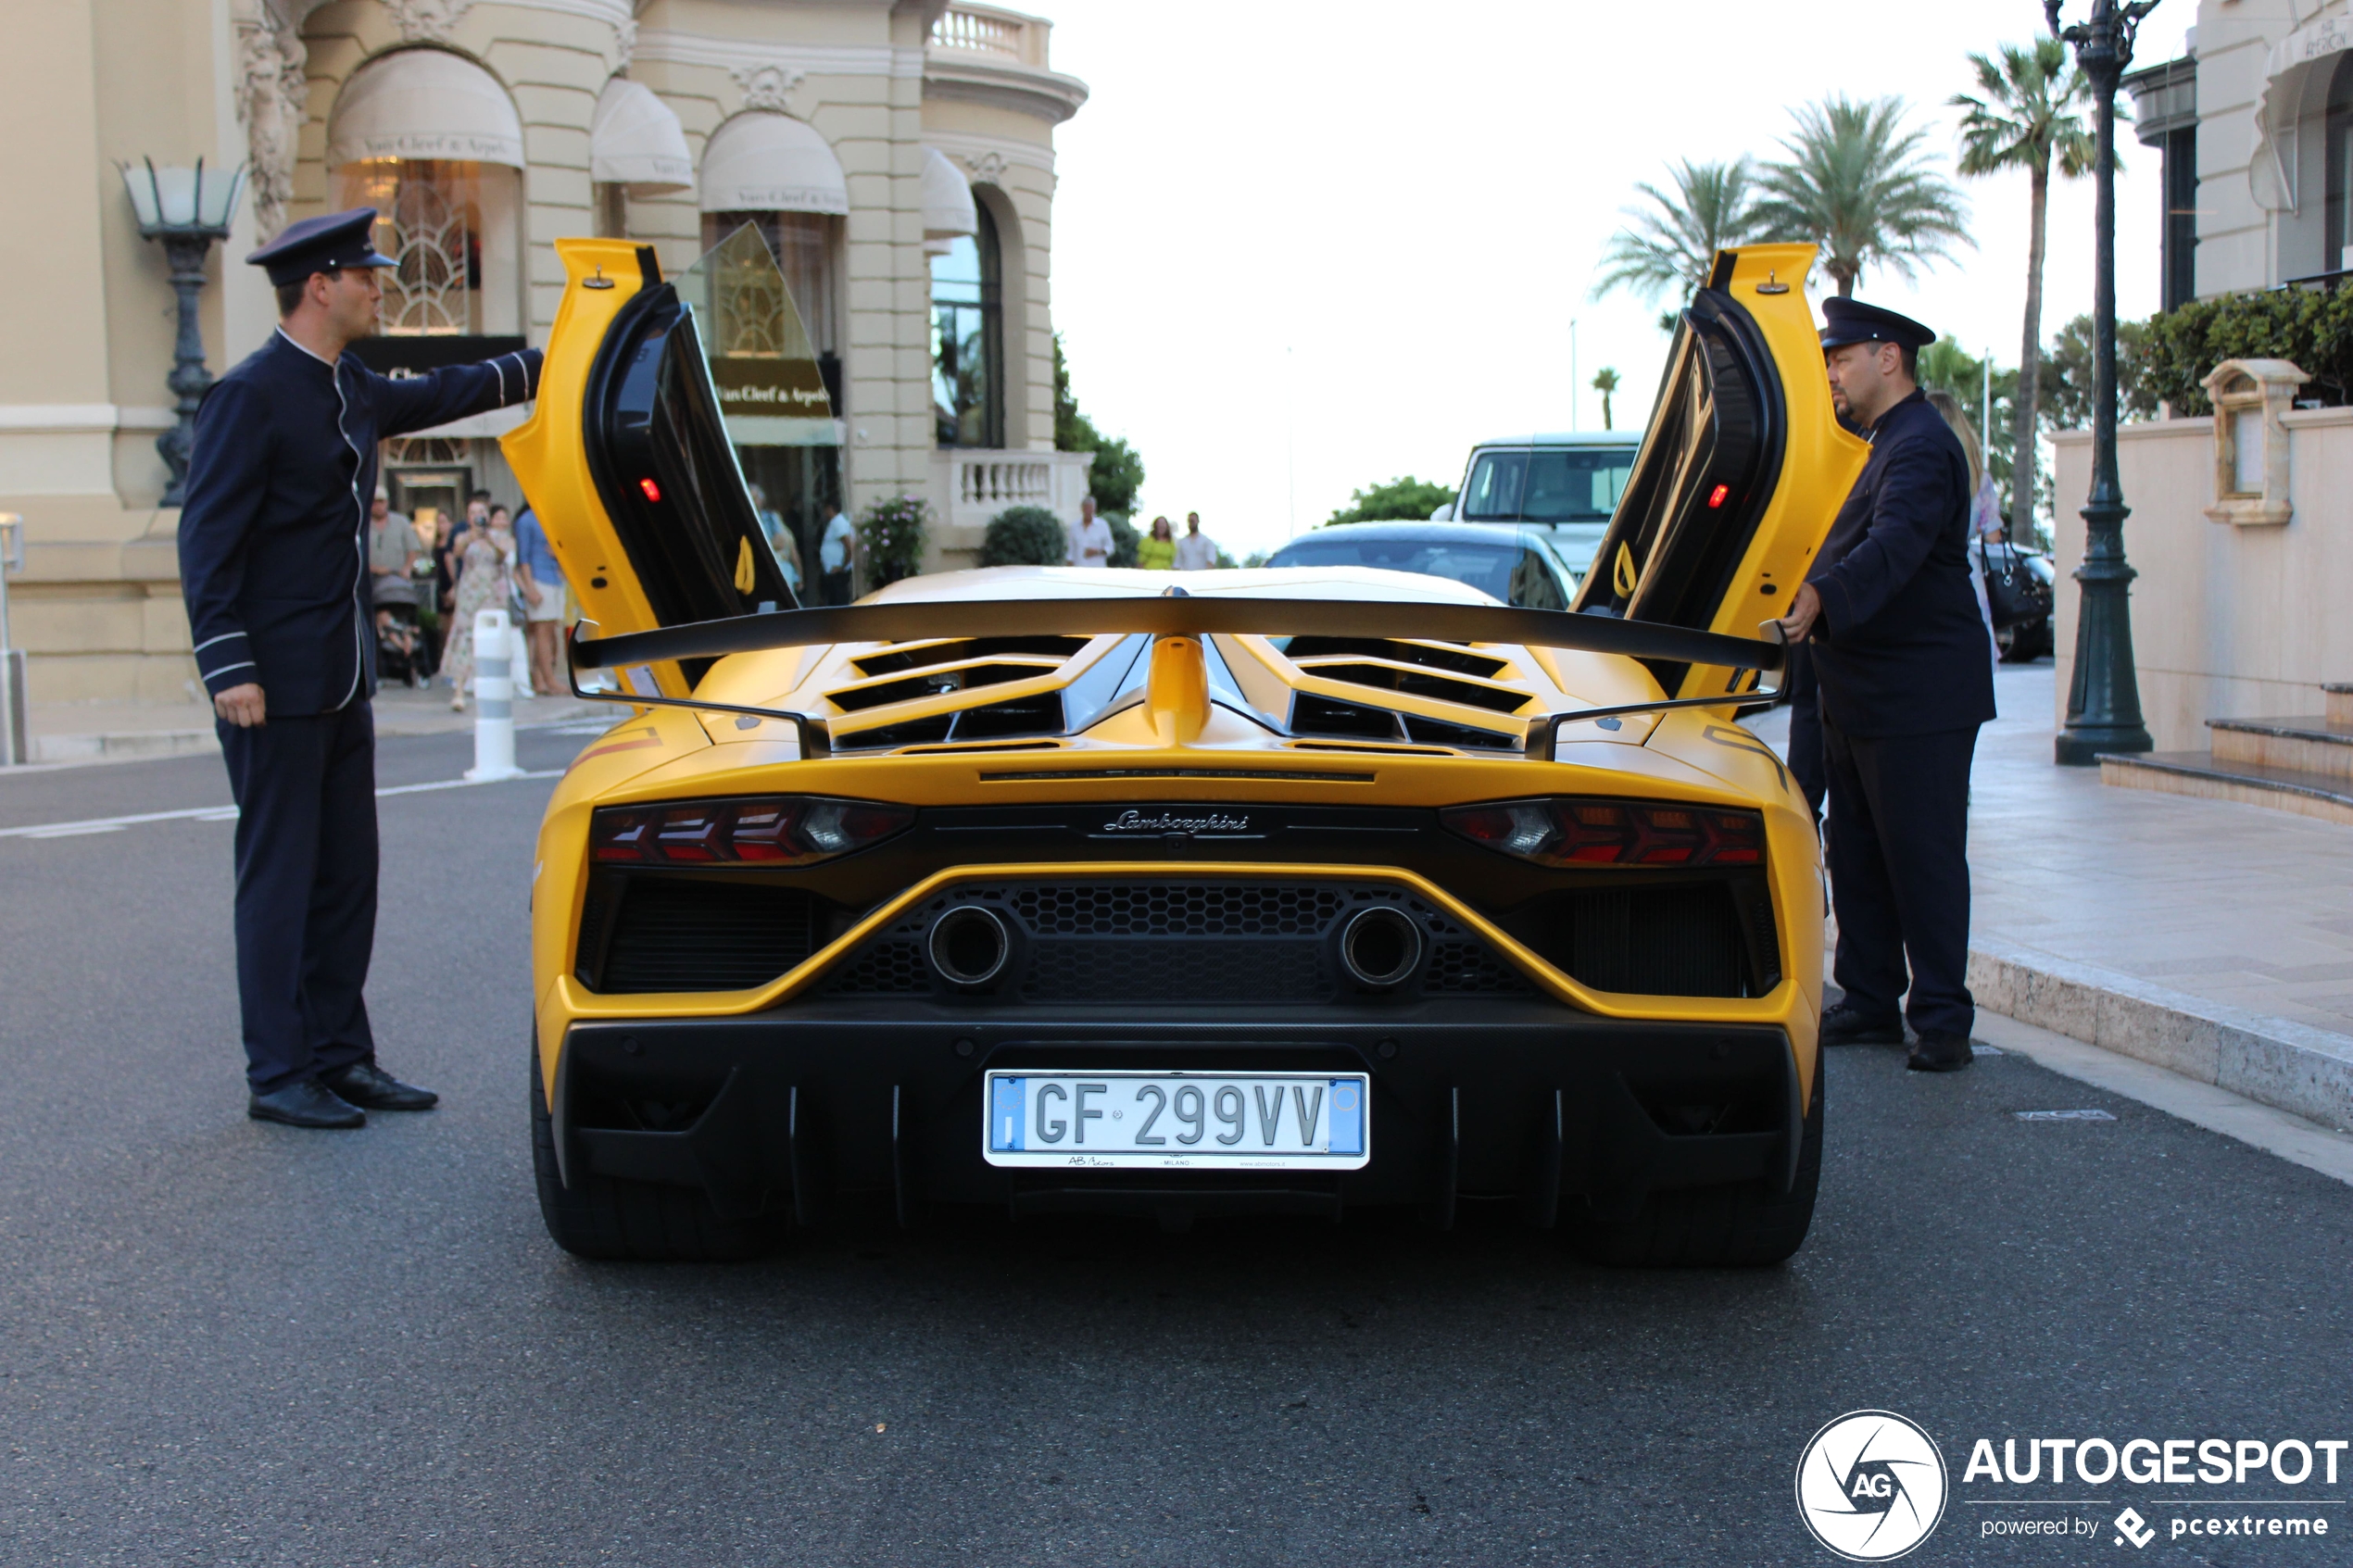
[217,701,380,1094]
[1821,716,1980,1040]
[1784,646,1826,823]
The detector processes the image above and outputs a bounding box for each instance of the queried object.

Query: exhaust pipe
[928,905,1012,987]
[1339,906,1424,988]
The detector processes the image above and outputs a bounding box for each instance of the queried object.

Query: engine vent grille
[1278,637,1507,679]
[590,878,817,994]
[823,881,1531,1005]
[851,637,1090,678]
[1500,883,1761,997]
[1013,882,1346,936]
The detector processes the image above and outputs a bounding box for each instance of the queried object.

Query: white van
[1432,432,1641,583]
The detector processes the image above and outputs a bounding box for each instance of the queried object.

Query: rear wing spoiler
[571,595,1786,673]
[566,596,1789,761]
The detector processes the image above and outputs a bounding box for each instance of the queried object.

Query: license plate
[983,1071,1370,1171]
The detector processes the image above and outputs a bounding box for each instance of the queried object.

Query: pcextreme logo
[1795,1410,1951,1562]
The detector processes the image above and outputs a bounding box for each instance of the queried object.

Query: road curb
[31,729,218,763]
[1969,935,2353,1134]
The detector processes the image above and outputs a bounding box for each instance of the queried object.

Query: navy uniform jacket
[179,332,541,716]
[1803,389,1997,736]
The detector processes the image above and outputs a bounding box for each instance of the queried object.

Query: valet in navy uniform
[179,208,542,1127]
[1779,297,1996,1074]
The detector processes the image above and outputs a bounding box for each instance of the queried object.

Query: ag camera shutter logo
[1795,1410,1950,1561]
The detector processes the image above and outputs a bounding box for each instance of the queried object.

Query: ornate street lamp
[2045,0,2158,764]
[120,157,247,508]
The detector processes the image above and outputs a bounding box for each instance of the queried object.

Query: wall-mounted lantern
[2202,358,2306,527]
[118,157,247,507]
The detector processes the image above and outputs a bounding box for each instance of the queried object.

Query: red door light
[1706,483,1730,508]
[639,476,662,503]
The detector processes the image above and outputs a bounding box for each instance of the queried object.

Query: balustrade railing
[931,7,1025,56]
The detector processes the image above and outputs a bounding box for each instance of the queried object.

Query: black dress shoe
[1906,1031,1975,1073]
[1820,1000,1905,1047]
[321,1061,440,1111]
[249,1080,366,1129]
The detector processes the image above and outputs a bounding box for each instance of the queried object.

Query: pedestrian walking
[511,503,568,697]
[750,483,804,596]
[1923,389,2004,690]
[1777,298,1996,1074]
[442,505,517,711]
[1172,511,1219,571]
[367,489,422,589]
[1067,495,1112,568]
[1138,515,1176,571]
[178,207,540,1128]
[819,503,855,605]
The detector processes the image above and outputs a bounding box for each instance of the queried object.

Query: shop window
[693,216,845,602]
[931,203,1003,448]
[338,158,522,335]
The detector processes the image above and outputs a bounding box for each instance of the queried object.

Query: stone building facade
[1,0,1092,707]
[2147,0,2353,297]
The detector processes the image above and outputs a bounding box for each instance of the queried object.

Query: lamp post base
[2055,729,2152,766]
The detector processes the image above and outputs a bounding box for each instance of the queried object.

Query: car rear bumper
[549,998,1806,1227]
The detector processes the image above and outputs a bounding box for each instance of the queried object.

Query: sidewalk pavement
[24,683,612,765]
[1756,662,2353,1134]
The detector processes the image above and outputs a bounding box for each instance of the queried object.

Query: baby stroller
[371,573,430,688]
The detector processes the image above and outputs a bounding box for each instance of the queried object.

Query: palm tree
[1954,38,2099,540]
[1592,368,1621,430]
[1593,158,1763,322]
[1752,95,1971,298]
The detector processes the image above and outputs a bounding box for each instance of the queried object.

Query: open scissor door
[503,228,823,696]
[1572,244,1869,704]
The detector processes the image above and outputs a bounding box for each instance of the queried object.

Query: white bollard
[464,607,527,782]
[508,620,535,697]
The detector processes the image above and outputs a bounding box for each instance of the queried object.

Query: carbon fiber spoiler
[568,596,1789,675]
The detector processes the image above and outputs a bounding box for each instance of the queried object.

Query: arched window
[2326,54,2353,272]
[326,49,525,337]
[931,203,1002,448]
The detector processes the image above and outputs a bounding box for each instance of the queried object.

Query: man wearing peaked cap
[179,207,543,1129]
[1778,295,1996,1074]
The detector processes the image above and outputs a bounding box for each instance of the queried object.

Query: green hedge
[978,506,1066,568]
[2143,287,2353,416]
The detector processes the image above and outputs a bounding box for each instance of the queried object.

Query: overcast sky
[1038,0,2195,558]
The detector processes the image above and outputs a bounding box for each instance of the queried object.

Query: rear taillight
[1441,798,1763,867]
[591,797,912,866]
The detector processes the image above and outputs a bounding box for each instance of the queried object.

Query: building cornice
[632,30,921,81]
[921,129,1053,179]
[923,52,1088,124]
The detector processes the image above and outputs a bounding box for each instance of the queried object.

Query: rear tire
[529,1038,784,1262]
[1564,1055,1824,1268]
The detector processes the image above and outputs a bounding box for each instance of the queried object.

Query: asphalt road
[1,725,2348,1566]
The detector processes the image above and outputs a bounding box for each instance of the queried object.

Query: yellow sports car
[504,233,1866,1266]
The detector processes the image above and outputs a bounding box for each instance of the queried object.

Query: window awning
[2254,14,2353,212]
[922,146,978,247]
[592,78,694,195]
[326,46,525,169]
[698,112,849,215]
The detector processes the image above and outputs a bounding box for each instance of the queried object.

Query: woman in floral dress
[441,509,516,711]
